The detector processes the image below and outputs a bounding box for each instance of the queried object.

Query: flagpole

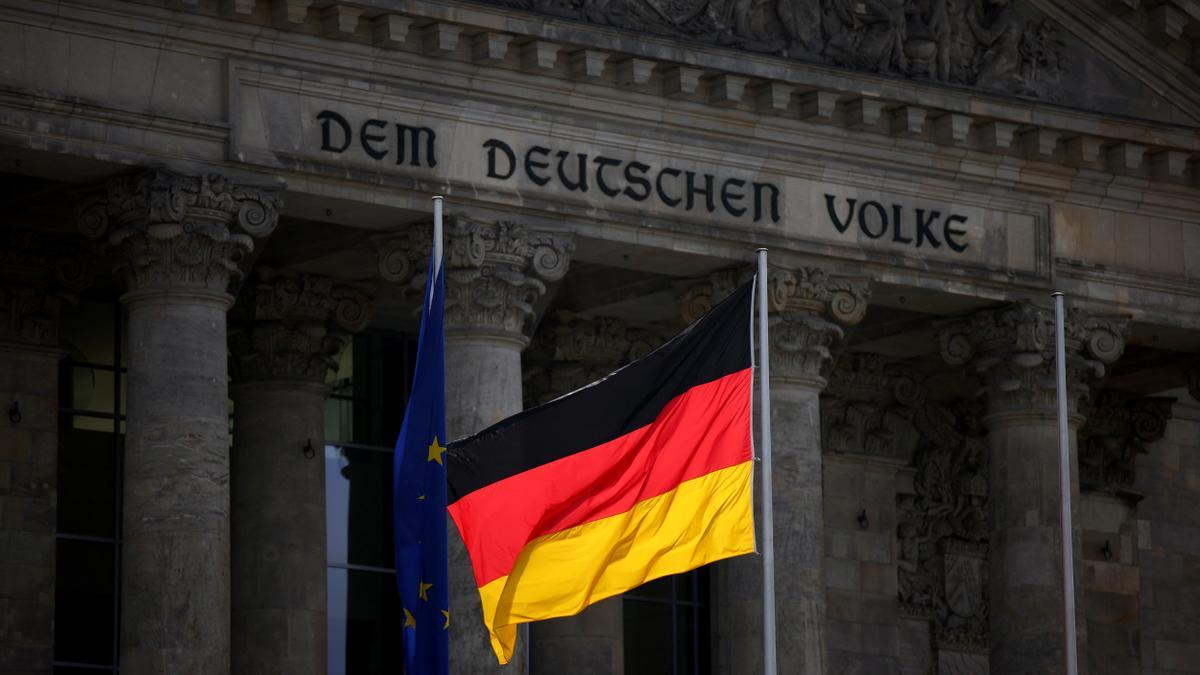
[1053,291,1079,675]
[756,248,777,675]
[432,195,444,277]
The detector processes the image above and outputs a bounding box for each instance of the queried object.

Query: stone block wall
[1079,492,1142,675]
[823,455,902,674]
[1137,393,1200,675]
[0,347,59,674]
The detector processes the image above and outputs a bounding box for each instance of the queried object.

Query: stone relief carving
[229,268,373,383]
[524,312,671,405]
[0,229,91,347]
[937,302,1128,422]
[76,170,280,297]
[897,399,990,668]
[1078,390,1174,503]
[486,0,1066,98]
[821,353,924,461]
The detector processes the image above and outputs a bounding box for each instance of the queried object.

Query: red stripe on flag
[448,367,752,587]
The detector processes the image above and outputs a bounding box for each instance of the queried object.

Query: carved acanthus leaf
[1079,390,1175,502]
[0,230,92,348]
[822,354,925,460]
[76,170,280,297]
[936,302,1129,424]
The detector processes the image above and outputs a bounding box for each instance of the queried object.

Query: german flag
[446,281,756,664]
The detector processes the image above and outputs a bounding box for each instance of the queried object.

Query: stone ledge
[183,0,1200,190]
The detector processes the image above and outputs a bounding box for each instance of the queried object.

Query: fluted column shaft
[702,267,868,675]
[939,303,1127,675]
[79,170,279,674]
[229,271,371,675]
[381,216,572,674]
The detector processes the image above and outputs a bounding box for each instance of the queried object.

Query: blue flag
[393,248,450,675]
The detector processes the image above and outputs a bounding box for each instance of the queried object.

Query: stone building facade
[0,0,1199,673]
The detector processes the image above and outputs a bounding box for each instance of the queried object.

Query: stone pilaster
[378,215,572,675]
[228,270,371,675]
[0,230,89,675]
[699,265,869,675]
[523,313,668,675]
[938,302,1128,675]
[78,169,280,675]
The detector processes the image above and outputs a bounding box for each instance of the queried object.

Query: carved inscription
[316,110,437,168]
[825,194,969,252]
[484,138,781,223]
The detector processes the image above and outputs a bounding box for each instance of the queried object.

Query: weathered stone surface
[229,270,370,675]
[77,169,280,675]
[1079,391,1175,503]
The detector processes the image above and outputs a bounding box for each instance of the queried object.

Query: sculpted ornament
[488,0,1066,98]
[77,169,280,298]
[229,269,372,383]
[1078,390,1174,502]
[821,354,924,461]
[937,302,1128,424]
[897,399,990,662]
[0,230,92,347]
[681,264,868,387]
[524,313,669,406]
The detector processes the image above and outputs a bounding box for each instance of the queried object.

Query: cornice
[8,0,1198,193]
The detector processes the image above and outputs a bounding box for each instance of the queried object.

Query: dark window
[624,571,711,675]
[54,300,125,673]
[326,331,417,675]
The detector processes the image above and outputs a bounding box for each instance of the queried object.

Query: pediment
[475,0,1200,125]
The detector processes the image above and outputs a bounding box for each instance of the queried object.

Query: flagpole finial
[432,195,444,201]
[756,247,768,253]
[1051,291,1064,297]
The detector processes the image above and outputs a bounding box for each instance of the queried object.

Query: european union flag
[393,246,450,675]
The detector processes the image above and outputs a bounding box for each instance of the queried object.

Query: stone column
[938,303,1128,674]
[78,170,279,674]
[228,270,371,675]
[522,314,668,675]
[380,216,572,674]
[699,267,869,675]
[0,231,88,674]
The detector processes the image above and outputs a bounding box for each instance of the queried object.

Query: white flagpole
[1053,291,1079,675]
[756,248,777,675]
[432,196,444,279]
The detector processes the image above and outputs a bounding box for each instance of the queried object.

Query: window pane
[325,397,354,444]
[628,575,673,600]
[676,605,696,674]
[326,445,394,569]
[624,600,673,675]
[54,539,116,666]
[57,427,119,538]
[327,568,401,675]
[60,301,116,367]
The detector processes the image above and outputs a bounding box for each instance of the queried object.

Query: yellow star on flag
[442,609,451,630]
[418,581,433,602]
[403,608,416,630]
[427,436,446,464]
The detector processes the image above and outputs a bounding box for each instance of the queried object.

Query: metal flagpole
[756,248,777,675]
[432,195,444,279]
[1053,291,1080,675]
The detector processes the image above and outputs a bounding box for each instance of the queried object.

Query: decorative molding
[229,268,372,384]
[76,169,280,301]
[0,229,92,348]
[1078,390,1175,503]
[524,312,669,406]
[680,265,869,389]
[937,302,1129,426]
[898,400,990,660]
[821,354,924,461]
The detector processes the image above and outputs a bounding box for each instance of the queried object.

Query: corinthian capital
[681,265,870,388]
[937,302,1129,427]
[524,313,669,406]
[1079,390,1174,502]
[77,169,280,302]
[0,229,92,349]
[229,269,372,385]
[442,216,573,344]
